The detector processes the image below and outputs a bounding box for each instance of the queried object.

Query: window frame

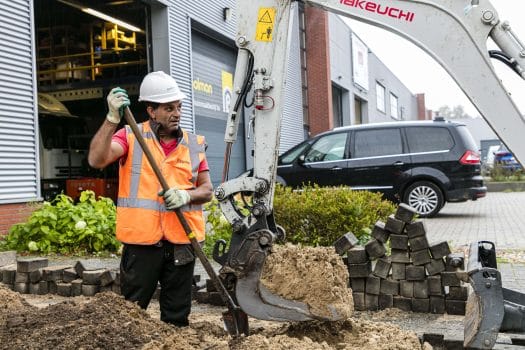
[390,92,399,120]
[376,81,386,113]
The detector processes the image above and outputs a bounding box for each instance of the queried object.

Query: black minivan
[276,119,486,217]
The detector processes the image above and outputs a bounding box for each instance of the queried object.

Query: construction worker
[88,71,213,327]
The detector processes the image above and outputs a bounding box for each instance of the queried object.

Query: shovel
[122,107,249,336]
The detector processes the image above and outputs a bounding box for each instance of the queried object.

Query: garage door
[191,30,245,186]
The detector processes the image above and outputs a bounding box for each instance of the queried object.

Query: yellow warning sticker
[256,8,275,42]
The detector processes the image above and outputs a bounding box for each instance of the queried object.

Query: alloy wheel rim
[408,186,438,215]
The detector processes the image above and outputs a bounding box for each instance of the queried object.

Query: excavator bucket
[215,228,347,322]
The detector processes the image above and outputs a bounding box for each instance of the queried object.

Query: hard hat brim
[138,91,187,103]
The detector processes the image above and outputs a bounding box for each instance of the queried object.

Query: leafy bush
[1,191,119,254]
[490,165,524,182]
[273,185,396,246]
[203,185,396,252]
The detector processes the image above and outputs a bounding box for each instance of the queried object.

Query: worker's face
[148,101,182,133]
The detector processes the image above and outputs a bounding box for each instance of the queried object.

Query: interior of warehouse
[34,0,151,201]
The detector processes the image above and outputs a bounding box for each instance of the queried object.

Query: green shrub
[490,165,524,182]
[273,185,396,246]
[203,185,396,252]
[1,191,119,254]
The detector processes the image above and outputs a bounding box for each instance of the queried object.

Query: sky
[344,2,525,117]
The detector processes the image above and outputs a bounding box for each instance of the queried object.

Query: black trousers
[120,241,195,327]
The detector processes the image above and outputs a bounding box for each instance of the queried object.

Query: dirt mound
[260,244,353,320]
[0,291,174,350]
[0,285,35,327]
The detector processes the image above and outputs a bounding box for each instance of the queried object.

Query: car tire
[403,181,444,218]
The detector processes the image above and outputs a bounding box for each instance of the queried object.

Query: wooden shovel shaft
[122,107,240,314]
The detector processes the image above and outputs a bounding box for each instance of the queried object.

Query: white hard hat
[138,71,187,103]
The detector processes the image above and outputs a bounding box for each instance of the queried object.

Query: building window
[332,84,343,128]
[390,93,399,119]
[376,82,385,113]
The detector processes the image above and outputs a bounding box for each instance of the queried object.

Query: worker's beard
[150,119,182,140]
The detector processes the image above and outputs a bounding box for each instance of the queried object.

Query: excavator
[211,0,525,348]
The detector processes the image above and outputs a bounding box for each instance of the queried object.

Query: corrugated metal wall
[0,0,39,204]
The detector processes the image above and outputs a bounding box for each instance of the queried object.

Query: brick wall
[305,6,333,136]
[0,203,39,236]
[416,93,427,120]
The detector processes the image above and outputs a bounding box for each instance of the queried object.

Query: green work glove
[160,188,191,210]
[106,87,130,124]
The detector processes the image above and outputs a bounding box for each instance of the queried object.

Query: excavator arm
[214,0,525,326]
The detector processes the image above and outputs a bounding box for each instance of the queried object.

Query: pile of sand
[260,244,354,320]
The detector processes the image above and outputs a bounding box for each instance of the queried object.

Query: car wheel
[403,181,444,218]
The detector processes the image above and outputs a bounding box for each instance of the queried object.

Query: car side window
[280,142,311,164]
[354,128,403,158]
[304,132,348,163]
[406,127,454,153]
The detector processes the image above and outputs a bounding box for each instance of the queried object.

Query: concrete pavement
[422,192,525,249]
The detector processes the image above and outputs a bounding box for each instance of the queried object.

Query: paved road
[422,191,525,250]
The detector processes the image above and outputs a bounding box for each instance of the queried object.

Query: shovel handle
[122,107,240,313]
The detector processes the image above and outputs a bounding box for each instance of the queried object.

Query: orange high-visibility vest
[116,121,207,245]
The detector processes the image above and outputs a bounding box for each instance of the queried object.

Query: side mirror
[298,155,306,164]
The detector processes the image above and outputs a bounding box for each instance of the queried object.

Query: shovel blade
[222,309,249,337]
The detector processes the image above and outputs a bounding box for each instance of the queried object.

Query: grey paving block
[365,293,379,311]
[82,284,100,296]
[100,270,116,287]
[38,280,48,295]
[29,283,40,295]
[1,264,17,284]
[430,296,446,314]
[412,298,429,313]
[366,275,381,295]
[429,241,451,259]
[406,265,426,281]
[385,214,405,234]
[29,269,42,283]
[446,253,465,271]
[445,299,466,315]
[428,276,444,296]
[347,261,372,278]
[426,258,446,276]
[378,294,393,309]
[395,203,417,223]
[349,278,366,292]
[353,292,365,311]
[390,249,410,263]
[0,251,16,267]
[390,234,409,250]
[441,271,462,287]
[371,221,389,243]
[400,280,414,298]
[411,249,431,266]
[347,246,368,264]
[63,268,78,283]
[447,286,468,301]
[17,257,48,273]
[43,265,71,281]
[406,221,426,238]
[393,296,412,312]
[15,272,29,283]
[409,235,429,252]
[380,278,399,295]
[71,279,82,297]
[82,269,106,285]
[56,283,72,297]
[334,232,358,255]
[48,281,58,294]
[14,282,29,294]
[373,258,391,279]
[365,239,386,259]
[413,280,429,299]
[392,263,406,280]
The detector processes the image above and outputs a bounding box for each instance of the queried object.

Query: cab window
[304,132,348,162]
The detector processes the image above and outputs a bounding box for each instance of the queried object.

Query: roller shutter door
[191,30,245,186]
[0,0,39,203]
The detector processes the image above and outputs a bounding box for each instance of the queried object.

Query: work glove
[106,87,130,124]
[160,188,191,210]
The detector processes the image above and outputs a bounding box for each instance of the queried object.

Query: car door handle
[393,161,404,166]
[331,167,343,170]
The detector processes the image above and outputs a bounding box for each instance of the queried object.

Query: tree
[437,105,473,119]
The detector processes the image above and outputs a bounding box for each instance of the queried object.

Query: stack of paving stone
[340,203,468,315]
[0,256,121,297]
